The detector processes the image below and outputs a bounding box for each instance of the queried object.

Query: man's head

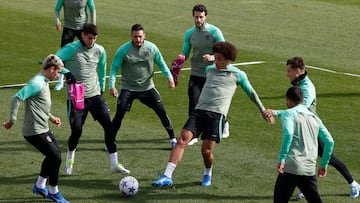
[212,42,237,69]
[286,56,306,82]
[286,86,304,108]
[131,24,146,47]
[41,54,64,81]
[81,23,98,48]
[192,4,207,28]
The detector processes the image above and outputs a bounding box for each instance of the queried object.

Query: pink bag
[69,81,84,111]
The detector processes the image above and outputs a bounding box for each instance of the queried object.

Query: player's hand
[318,167,327,177]
[2,122,13,129]
[262,109,275,124]
[203,54,215,62]
[64,72,76,84]
[110,88,118,97]
[277,163,285,174]
[168,79,175,89]
[51,117,61,127]
[56,22,62,31]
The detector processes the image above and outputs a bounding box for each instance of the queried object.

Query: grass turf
[1,0,360,202]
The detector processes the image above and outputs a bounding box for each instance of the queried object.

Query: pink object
[69,81,85,111]
[170,55,185,86]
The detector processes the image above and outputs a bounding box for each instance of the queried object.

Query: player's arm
[109,44,128,96]
[87,0,96,24]
[54,0,64,31]
[318,120,334,169]
[277,112,294,173]
[97,47,107,93]
[152,45,174,88]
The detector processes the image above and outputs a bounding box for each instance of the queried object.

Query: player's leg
[298,175,322,203]
[139,88,176,148]
[274,173,297,203]
[112,90,134,138]
[90,95,130,175]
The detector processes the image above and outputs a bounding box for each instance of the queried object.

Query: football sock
[36,176,47,189]
[164,162,176,178]
[109,152,118,166]
[203,166,213,176]
[67,149,75,159]
[49,185,59,194]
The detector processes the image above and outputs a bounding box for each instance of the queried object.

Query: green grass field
[1,0,360,202]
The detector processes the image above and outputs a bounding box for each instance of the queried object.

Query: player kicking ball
[152,42,274,187]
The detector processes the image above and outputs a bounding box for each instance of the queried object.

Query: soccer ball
[119,176,139,196]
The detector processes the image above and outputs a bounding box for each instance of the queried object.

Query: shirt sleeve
[278,111,294,163]
[318,120,334,168]
[301,80,316,108]
[109,45,126,89]
[236,71,265,112]
[9,79,43,123]
[181,28,193,59]
[153,45,173,80]
[87,0,96,24]
[97,48,107,92]
[54,0,64,24]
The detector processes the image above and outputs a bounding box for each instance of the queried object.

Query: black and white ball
[119,176,139,196]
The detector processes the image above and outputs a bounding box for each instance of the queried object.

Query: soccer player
[265,56,360,199]
[170,4,228,145]
[109,24,177,148]
[2,54,69,203]
[56,23,130,175]
[266,86,334,202]
[54,0,96,90]
[152,42,274,187]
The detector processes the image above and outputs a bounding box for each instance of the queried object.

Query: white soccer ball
[119,176,139,196]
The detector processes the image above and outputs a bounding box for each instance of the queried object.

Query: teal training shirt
[9,73,55,136]
[278,104,334,176]
[55,0,96,30]
[196,64,265,116]
[56,40,106,98]
[182,23,225,77]
[109,40,173,92]
[275,75,316,116]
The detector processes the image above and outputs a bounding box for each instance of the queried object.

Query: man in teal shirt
[109,24,176,148]
[57,23,129,176]
[152,42,272,187]
[3,54,69,203]
[266,86,334,202]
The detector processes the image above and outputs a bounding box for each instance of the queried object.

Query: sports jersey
[195,64,265,116]
[109,40,173,92]
[55,0,96,30]
[182,23,225,77]
[9,73,55,136]
[56,40,106,99]
[278,104,334,176]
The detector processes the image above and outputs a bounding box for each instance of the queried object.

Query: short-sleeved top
[56,40,106,99]
[278,104,334,176]
[9,73,54,136]
[196,64,265,116]
[182,23,225,77]
[109,40,173,92]
[55,0,96,30]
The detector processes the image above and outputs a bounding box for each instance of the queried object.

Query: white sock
[350,180,358,187]
[164,162,176,178]
[36,176,47,189]
[110,152,118,166]
[58,74,64,84]
[67,149,75,160]
[49,185,59,194]
[203,166,213,176]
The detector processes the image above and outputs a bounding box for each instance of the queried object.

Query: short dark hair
[192,4,207,16]
[287,56,305,70]
[82,23,99,36]
[286,86,304,105]
[131,24,144,32]
[212,42,237,61]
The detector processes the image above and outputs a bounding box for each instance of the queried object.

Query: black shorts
[183,109,226,143]
[117,88,163,111]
